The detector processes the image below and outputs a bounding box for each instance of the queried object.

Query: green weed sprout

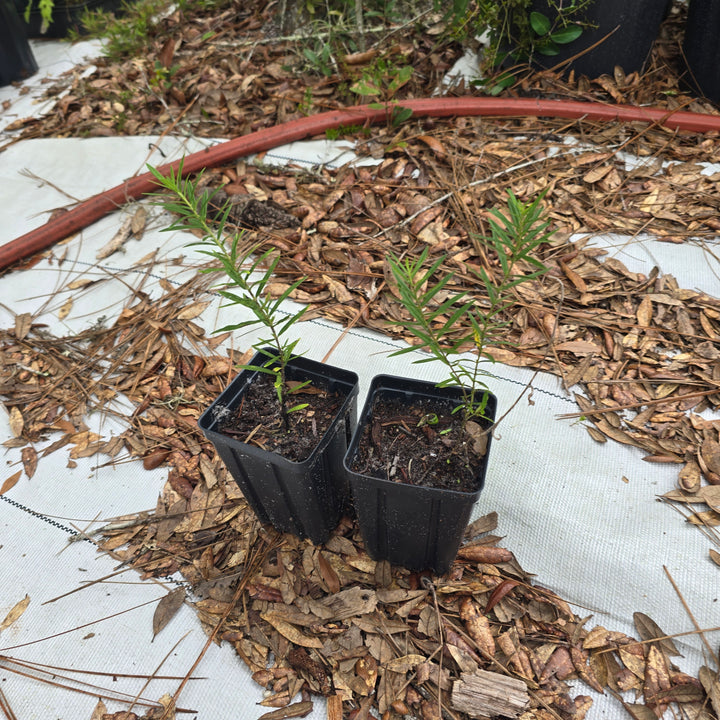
[388,190,551,430]
[148,160,308,430]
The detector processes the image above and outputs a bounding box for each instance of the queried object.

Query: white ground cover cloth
[0,39,718,720]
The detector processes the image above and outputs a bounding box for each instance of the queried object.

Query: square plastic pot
[198,349,359,545]
[344,374,497,575]
[683,0,720,103]
[523,0,671,78]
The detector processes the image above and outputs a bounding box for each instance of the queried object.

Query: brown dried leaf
[177,301,212,321]
[464,511,498,539]
[539,646,575,683]
[456,545,513,564]
[131,206,148,237]
[58,296,73,320]
[152,588,185,640]
[67,278,96,290]
[0,594,30,631]
[710,549,720,566]
[89,698,108,720]
[618,643,646,680]
[1,470,22,495]
[261,613,323,648]
[14,312,32,340]
[633,612,681,657]
[678,461,701,493]
[625,703,658,720]
[317,551,340,594]
[459,597,495,657]
[636,296,653,328]
[484,580,519,614]
[8,406,24,437]
[256,701,314,720]
[21,446,37,479]
[383,654,426,673]
[699,665,720,720]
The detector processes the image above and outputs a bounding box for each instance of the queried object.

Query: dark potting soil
[351,395,485,493]
[216,372,346,462]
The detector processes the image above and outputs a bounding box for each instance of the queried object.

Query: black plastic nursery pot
[0,0,37,87]
[683,0,720,104]
[198,349,359,546]
[17,0,125,37]
[526,0,670,78]
[344,374,497,575]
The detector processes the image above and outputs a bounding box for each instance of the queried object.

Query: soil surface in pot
[351,395,487,493]
[216,373,347,462]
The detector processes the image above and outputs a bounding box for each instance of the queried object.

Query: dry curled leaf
[1,470,21,496]
[14,312,32,340]
[8,406,24,438]
[152,588,185,640]
[58,296,73,320]
[633,612,681,657]
[456,545,513,564]
[21,446,38,479]
[89,698,108,720]
[459,597,495,657]
[0,594,30,631]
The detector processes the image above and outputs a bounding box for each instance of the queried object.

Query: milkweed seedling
[148,160,309,430]
[388,190,551,439]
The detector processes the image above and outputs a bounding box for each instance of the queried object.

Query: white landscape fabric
[0,43,718,720]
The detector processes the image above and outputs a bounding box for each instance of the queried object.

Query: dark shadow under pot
[344,374,497,576]
[198,348,359,545]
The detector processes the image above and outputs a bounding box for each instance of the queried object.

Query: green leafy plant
[438,0,592,75]
[23,0,54,33]
[148,161,310,430]
[348,54,414,128]
[387,190,551,431]
[149,60,179,93]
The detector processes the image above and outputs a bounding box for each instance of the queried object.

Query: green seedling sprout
[388,190,551,437]
[148,160,309,430]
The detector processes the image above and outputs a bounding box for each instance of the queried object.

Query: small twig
[663,565,719,667]
[0,598,162,653]
[0,685,18,720]
[557,387,720,420]
[422,577,445,720]
[127,631,192,715]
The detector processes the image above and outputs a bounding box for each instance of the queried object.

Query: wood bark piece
[451,669,530,718]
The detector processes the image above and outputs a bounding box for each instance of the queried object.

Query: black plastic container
[0,0,37,87]
[198,349,359,545]
[523,0,670,78]
[683,0,720,104]
[344,375,497,575]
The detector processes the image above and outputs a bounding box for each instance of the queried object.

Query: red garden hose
[2,96,720,271]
